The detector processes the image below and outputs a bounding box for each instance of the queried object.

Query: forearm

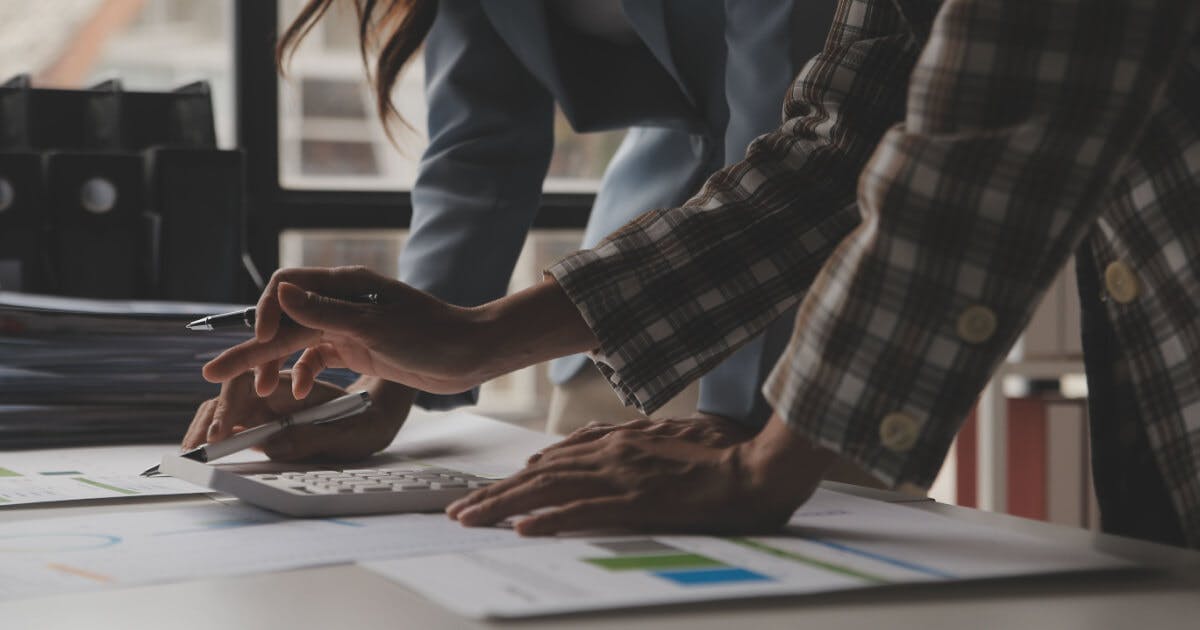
[469,276,599,382]
[766,0,1200,489]
[547,0,920,414]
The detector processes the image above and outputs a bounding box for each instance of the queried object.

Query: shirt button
[879,412,920,453]
[956,305,997,344]
[1104,261,1140,304]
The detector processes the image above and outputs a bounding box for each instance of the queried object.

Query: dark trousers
[1076,248,1185,546]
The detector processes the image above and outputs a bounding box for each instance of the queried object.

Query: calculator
[160,453,497,517]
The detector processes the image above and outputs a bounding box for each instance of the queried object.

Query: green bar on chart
[730,538,888,584]
[586,553,725,572]
[73,478,138,495]
[0,467,21,478]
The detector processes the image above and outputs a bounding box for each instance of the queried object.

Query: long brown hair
[277,0,438,137]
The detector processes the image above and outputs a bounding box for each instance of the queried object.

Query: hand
[183,371,416,462]
[202,266,489,398]
[201,267,597,399]
[447,414,835,536]
[527,414,755,465]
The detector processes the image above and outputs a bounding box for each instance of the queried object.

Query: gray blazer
[401,0,834,425]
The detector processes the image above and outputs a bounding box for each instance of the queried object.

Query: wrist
[736,414,836,505]
[468,277,598,382]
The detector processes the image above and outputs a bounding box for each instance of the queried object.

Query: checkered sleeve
[764,0,1200,489]
[546,0,926,413]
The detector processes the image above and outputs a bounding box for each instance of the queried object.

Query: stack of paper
[0,292,356,448]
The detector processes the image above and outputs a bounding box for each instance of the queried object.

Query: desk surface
[1,410,1198,630]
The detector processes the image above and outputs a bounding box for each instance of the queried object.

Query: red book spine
[1006,398,1048,520]
[956,408,978,508]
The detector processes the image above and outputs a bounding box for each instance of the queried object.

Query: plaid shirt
[547,0,1200,546]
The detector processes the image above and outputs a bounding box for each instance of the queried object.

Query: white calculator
[161,454,497,517]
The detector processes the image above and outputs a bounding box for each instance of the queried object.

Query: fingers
[253,358,285,397]
[528,419,650,464]
[291,346,336,399]
[446,459,597,519]
[202,325,321,383]
[453,471,614,527]
[256,266,391,342]
[516,497,638,536]
[182,399,216,450]
[525,420,657,463]
[209,373,275,442]
[276,282,377,336]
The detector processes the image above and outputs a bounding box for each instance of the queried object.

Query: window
[0,0,236,148]
[275,0,623,191]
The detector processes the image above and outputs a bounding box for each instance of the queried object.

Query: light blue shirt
[400,0,835,426]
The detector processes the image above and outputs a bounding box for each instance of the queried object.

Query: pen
[185,293,380,331]
[139,391,371,477]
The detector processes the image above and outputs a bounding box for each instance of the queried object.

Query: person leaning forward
[204,0,1200,548]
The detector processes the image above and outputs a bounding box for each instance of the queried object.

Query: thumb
[277,282,367,334]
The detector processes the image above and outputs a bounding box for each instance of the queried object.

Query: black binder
[45,152,147,298]
[89,79,217,151]
[0,76,216,152]
[0,152,50,291]
[0,75,97,151]
[145,148,243,301]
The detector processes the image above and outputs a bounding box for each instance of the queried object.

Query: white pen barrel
[204,422,285,461]
[290,391,370,426]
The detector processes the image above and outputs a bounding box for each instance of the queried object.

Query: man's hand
[447,414,835,536]
[201,266,598,400]
[184,371,416,462]
[527,414,755,465]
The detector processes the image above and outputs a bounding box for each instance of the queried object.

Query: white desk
[1,410,1197,630]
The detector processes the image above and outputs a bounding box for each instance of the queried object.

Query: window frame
[233,0,593,288]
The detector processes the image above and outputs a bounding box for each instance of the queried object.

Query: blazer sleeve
[400,1,556,410]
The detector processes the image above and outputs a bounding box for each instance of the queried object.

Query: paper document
[0,502,531,602]
[0,445,217,506]
[382,410,559,479]
[362,489,1132,618]
[0,291,358,447]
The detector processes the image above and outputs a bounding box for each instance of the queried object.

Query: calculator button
[394,483,428,490]
[432,481,467,489]
[354,484,394,492]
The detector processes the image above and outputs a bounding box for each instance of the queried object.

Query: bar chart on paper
[363,489,1131,618]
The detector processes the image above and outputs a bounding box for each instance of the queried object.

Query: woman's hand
[447,414,835,536]
[184,371,416,462]
[202,266,491,398]
[201,266,598,400]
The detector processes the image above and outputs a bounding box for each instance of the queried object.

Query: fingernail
[458,506,480,523]
[514,518,540,536]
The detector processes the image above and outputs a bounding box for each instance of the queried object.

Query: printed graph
[584,539,772,587]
